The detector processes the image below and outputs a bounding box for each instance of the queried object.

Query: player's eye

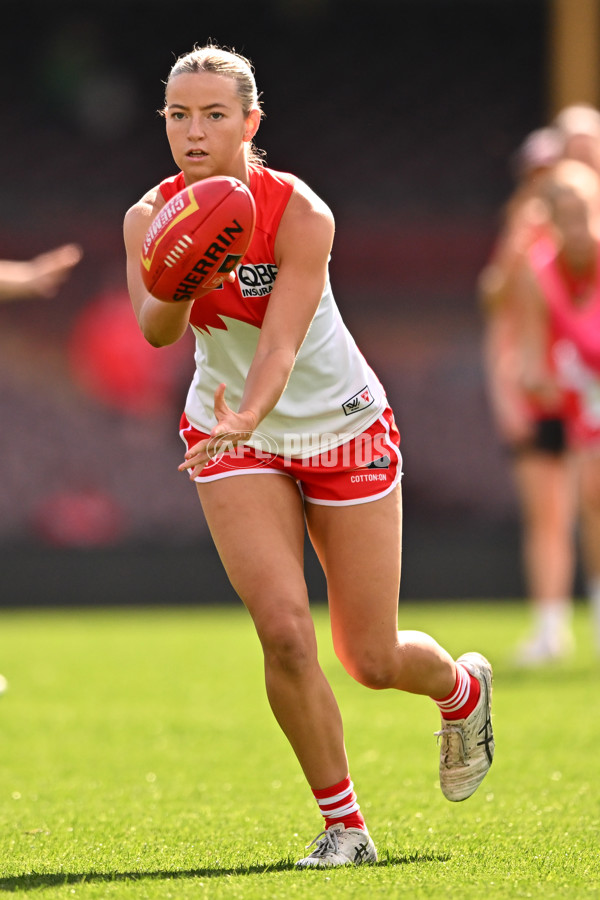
[209,112,224,120]
[170,111,186,120]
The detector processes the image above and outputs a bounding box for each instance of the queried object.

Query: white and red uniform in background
[530,239,600,449]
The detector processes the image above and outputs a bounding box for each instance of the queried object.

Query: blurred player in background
[124,43,494,867]
[0,243,82,302]
[516,158,600,661]
[479,127,578,665]
[554,102,600,175]
[0,240,81,695]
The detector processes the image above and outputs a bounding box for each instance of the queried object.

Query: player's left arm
[237,182,334,425]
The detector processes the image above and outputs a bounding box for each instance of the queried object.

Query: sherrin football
[140,176,256,302]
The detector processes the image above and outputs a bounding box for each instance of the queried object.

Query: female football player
[478,128,577,666]
[517,158,600,661]
[124,43,494,867]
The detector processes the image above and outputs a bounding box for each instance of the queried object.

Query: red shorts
[565,394,600,451]
[179,406,402,506]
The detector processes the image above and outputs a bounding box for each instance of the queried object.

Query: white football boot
[436,652,494,802]
[296,823,377,868]
[513,603,574,667]
[513,631,574,667]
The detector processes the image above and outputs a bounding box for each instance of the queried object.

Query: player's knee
[337,646,397,690]
[257,613,317,678]
[584,486,600,511]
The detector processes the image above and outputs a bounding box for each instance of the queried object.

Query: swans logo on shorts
[366,454,391,469]
[342,386,374,416]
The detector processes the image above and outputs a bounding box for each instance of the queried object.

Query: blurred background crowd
[1,0,598,605]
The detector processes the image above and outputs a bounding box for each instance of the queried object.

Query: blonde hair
[553,103,600,140]
[163,43,265,166]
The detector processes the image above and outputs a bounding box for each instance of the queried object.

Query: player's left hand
[178,383,257,478]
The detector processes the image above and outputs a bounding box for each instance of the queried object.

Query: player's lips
[187,149,208,158]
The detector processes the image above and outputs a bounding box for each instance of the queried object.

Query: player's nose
[187,114,206,139]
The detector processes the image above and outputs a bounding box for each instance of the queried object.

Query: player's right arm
[515,259,563,409]
[123,188,194,347]
[482,307,535,445]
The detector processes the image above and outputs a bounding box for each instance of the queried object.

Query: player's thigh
[514,452,575,525]
[196,473,309,623]
[576,450,600,508]
[305,483,403,649]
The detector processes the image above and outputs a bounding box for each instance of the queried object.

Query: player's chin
[183,155,212,176]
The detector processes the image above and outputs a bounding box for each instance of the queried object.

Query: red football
[140,176,256,302]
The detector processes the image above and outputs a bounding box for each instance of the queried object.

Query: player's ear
[243,108,261,143]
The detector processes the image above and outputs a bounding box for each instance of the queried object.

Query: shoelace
[305,829,340,857]
[435,724,468,767]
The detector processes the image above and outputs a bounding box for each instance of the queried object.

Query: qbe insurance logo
[237,263,278,298]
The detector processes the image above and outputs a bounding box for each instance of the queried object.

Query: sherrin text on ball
[140,176,256,302]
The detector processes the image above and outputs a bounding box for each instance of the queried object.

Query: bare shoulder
[287,177,334,226]
[123,185,164,240]
[276,178,334,260]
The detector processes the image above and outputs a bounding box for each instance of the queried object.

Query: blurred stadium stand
[0,0,554,601]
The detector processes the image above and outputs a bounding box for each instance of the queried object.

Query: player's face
[553,191,596,266]
[564,135,600,175]
[165,72,259,184]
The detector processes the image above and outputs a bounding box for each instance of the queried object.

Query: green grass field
[0,600,598,899]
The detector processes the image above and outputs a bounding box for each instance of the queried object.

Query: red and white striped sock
[433,662,480,721]
[312,774,366,832]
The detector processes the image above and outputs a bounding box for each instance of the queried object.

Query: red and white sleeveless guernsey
[530,242,600,448]
[159,165,388,458]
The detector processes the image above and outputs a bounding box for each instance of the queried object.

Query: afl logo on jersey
[238,262,279,298]
[342,386,374,416]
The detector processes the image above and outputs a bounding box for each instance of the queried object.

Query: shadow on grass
[0,852,450,890]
